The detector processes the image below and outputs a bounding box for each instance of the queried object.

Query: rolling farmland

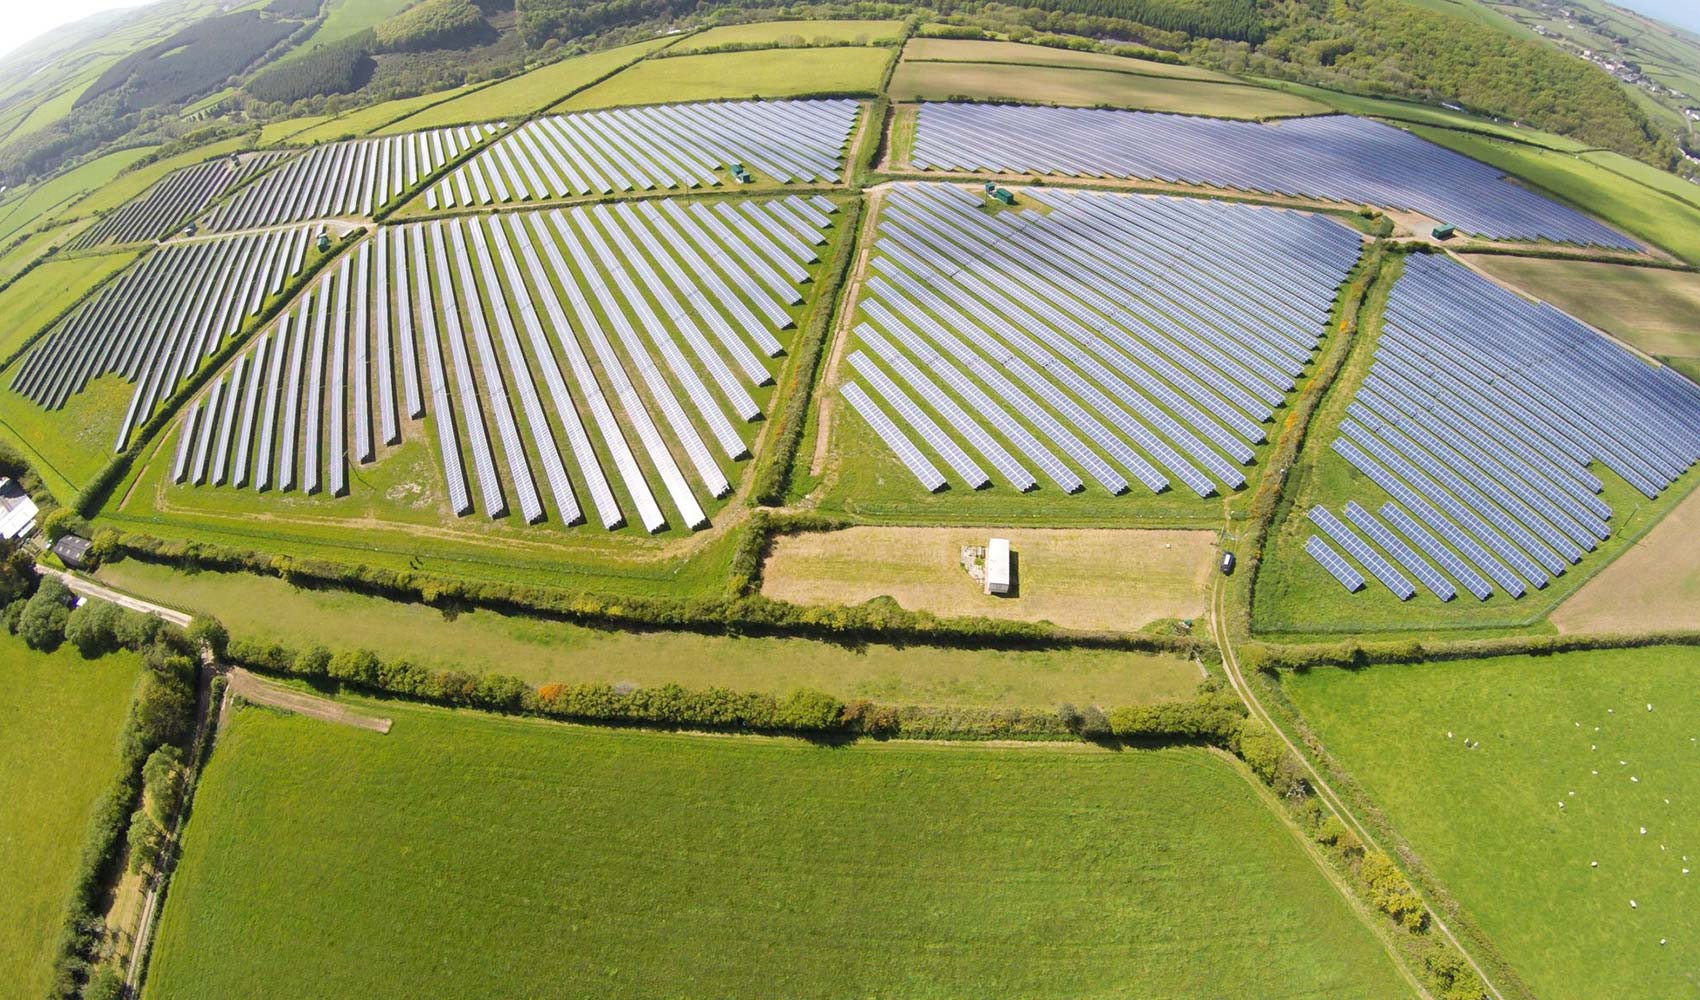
[835,184,1360,502]
[427,99,859,209]
[908,104,1638,248]
[168,197,841,533]
[11,225,318,451]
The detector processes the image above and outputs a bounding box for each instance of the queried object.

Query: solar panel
[841,382,947,492]
[1306,535,1365,593]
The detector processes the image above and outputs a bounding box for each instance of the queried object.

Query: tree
[64,599,122,657]
[129,656,196,754]
[142,745,186,827]
[187,615,228,660]
[776,688,844,730]
[127,810,165,874]
[83,965,124,1000]
[41,507,88,542]
[17,578,72,650]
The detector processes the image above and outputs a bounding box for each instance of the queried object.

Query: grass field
[0,218,97,284]
[0,643,140,999]
[277,0,413,63]
[0,373,134,501]
[888,61,1324,118]
[1550,482,1700,634]
[0,250,141,359]
[559,47,891,109]
[280,86,480,143]
[145,701,1413,998]
[901,38,1237,82]
[387,38,675,129]
[676,19,905,51]
[761,525,1216,632]
[0,144,160,247]
[1404,125,1700,263]
[1285,648,1700,1000]
[96,559,1201,706]
[258,114,336,145]
[1464,255,1700,374]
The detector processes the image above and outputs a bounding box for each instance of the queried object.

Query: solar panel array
[170,196,839,533]
[67,152,288,250]
[1303,253,1700,600]
[11,225,317,451]
[430,100,858,209]
[911,104,1636,250]
[204,126,496,231]
[838,183,1362,496]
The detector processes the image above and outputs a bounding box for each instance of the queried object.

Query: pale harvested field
[902,38,1236,82]
[1467,255,1700,368]
[762,526,1215,631]
[1551,484,1700,634]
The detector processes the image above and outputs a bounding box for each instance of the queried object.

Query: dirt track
[223,668,392,734]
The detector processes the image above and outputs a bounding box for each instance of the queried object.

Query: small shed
[53,535,92,569]
[993,188,1016,206]
[316,231,332,252]
[1432,223,1457,240]
[985,537,1011,595]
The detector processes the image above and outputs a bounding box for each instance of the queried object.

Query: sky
[1612,0,1700,35]
[0,0,158,61]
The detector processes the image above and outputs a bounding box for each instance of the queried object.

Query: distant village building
[0,478,38,540]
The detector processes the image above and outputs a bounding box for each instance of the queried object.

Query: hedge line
[1233,244,1388,636]
[748,195,864,505]
[225,630,1243,742]
[1240,628,1700,673]
[97,526,1203,655]
[72,227,365,516]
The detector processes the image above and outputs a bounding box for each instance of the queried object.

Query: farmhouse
[0,478,38,540]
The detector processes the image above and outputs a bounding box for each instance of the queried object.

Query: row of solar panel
[430,100,859,209]
[171,197,838,533]
[1305,254,1700,600]
[11,225,318,452]
[910,104,1638,250]
[839,183,1363,497]
[68,152,288,251]
[205,126,497,232]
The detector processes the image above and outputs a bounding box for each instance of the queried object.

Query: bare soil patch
[761,525,1215,631]
[1551,484,1700,634]
[223,668,392,733]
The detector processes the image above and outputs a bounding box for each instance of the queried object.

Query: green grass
[901,38,1237,82]
[560,47,891,109]
[1251,254,1700,637]
[387,38,675,129]
[64,135,254,226]
[146,700,1413,998]
[277,0,413,63]
[889,61,1326,118]
[0,642,141,999]
[0,373,135,502]
[259,114,337,145]
[1284,648,1700,1000]
[280,86,480,143]
[0,250,140,359]
[1403,125,1700,263]
[0,217,97,284]
[676,19,905,51]
[96,559,1202,706]
[0,145,160,247]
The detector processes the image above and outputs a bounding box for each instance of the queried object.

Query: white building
[985,537,1010,595]
[0,478,37,540]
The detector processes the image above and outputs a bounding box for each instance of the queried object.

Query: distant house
[985,537,1011,596]
[53,535,93,569]
[0,478,38,540]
